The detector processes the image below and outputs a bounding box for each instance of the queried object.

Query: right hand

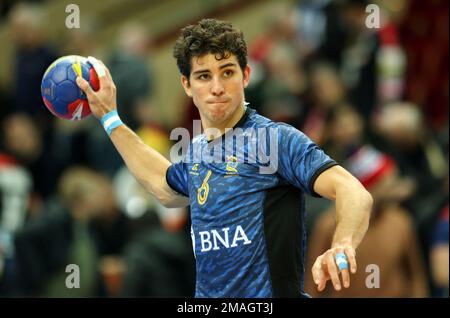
[76,56,117,119]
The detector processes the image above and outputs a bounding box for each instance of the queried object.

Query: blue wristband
[101,110,123,136]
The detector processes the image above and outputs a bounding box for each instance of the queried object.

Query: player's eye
[223,69,234,78]
[197,73,210,80]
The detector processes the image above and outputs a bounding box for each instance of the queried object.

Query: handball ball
[41,55,99,120]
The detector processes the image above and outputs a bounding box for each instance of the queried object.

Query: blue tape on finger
[338,261,348,271]
[335,252,348,271]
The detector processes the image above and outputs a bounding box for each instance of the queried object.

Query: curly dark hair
[173,18,248,78]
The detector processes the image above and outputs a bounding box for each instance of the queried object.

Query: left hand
[311,245,357,292]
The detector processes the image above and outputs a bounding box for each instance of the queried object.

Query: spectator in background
[252,44,307,126]
[107,22,154,131]
[338,0,407,120]
[9,2,58,126]
[295,0,333,60]
[322,104,366,163]
[429,203,449,298]
[0,115,34,296]
[249,4,302,64]
[0,86,12,120]
[306,145,429,297]
[301,62,347,146]
[372,101,448,241]
[1,113,62,204]
[399,0,448,131]
[0,152,32,296]
[0,0,13,18]
[14,167,131,297]
[246,4,306,123]
[428,166,449,298]
[120,209,195,297]
[63,15,104,58]
[302,0,348,67]
[7,3,63,203]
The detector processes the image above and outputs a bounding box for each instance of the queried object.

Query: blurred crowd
[0,0,448,297]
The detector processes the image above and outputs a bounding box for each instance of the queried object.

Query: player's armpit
[160,184,190,208]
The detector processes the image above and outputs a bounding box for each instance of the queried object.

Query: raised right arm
[76,56,189,208]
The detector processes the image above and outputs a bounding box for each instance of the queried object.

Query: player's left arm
[311,165,373,292]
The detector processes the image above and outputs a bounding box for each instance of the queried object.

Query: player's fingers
[316,265,329,292]
[312,257,329,292]
[334,251,350,288]
[88,56,112,81]
[325,253,341,291]
[317,278,327,292]
[345,247,357,274]
[340,266,350,288]
[98,59,112,79]
[87,56,108,87]
[312,259,324,286]
[88,57,117,94]
[76,76,94,97]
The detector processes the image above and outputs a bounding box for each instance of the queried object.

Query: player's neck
[202,104,246,141]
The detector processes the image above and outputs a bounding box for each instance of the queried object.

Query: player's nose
[210,76,225,96]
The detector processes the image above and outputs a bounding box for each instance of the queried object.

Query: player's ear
[181,75,192,97]
[243,64,251,89]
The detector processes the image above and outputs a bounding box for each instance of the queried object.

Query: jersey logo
[225,155,239,176]
[190,163,200,176]
[197,225,252,252]
[197,169,212,205]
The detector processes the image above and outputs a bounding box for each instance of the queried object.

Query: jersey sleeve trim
[165,166,189,197]
[308,161,339,198]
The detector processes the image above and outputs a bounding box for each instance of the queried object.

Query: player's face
[181,52,250,128]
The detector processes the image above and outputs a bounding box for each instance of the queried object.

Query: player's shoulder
[248,109,303,135]
[192,133,206,145]
[247,111,313,151]
[245,108,272,128]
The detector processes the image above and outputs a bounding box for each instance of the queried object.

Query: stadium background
[0,0,448,297]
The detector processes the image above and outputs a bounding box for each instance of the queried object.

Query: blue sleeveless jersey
[166,107,337,297]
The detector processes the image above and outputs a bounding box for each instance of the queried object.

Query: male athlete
[76,19,373,297]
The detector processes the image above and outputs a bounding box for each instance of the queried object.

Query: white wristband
[100,110,123,136]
